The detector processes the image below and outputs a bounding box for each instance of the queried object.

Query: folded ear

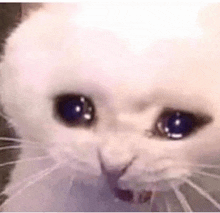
[197,3,220,37]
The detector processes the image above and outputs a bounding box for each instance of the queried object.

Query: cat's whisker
[0,163,62,208]
[182,177,220,211]
[149,186,157,211]
[0,137,43,146]
[1,164,58,195]
[0,145,45,151]
[170,182,193,212]
[175,162,220,170]
[193,170,220,179]
[0,155,53,168]
[133,191,139,204]
[164,196,172,212]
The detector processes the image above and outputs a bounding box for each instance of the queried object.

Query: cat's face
[1,2,220,211]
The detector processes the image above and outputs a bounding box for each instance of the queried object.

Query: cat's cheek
[182,126,220,164]
[117,152,191,192]
[47,132,102,178]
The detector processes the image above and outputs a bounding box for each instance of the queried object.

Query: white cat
[1,2,220,211]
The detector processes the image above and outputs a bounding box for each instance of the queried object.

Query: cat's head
[1,3,220,209]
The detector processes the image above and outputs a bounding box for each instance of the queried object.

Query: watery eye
[54,94,95,127]
[155,109,212,140]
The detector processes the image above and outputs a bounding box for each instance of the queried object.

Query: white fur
[1,2,220,211]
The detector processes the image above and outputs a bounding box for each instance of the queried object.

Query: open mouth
[99,155,153,204]
[104,168,153,204]
[113,187,152,204]
[102,165,153,204]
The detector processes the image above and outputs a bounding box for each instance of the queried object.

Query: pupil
[167,113,193,136]
[62,100,84,122]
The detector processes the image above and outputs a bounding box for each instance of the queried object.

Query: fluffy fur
[1,2,220,211]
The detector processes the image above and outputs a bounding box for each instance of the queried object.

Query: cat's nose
[99,151,134,177]
[97,132,138,173]
[98,141,136,174]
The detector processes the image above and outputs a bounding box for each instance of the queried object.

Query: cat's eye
[54,94,96,127]
[155,109,212,140]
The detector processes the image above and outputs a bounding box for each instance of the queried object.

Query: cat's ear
[197,3,220,38]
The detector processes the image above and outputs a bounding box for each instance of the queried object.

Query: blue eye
[156,110,212,140]
[54,94,95,127]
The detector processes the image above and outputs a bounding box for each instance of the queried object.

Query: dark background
[0,3,22,205]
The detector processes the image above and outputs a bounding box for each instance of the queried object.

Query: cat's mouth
[105,170,152,204]
[100,155,152,204]
[113,187,152,204]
